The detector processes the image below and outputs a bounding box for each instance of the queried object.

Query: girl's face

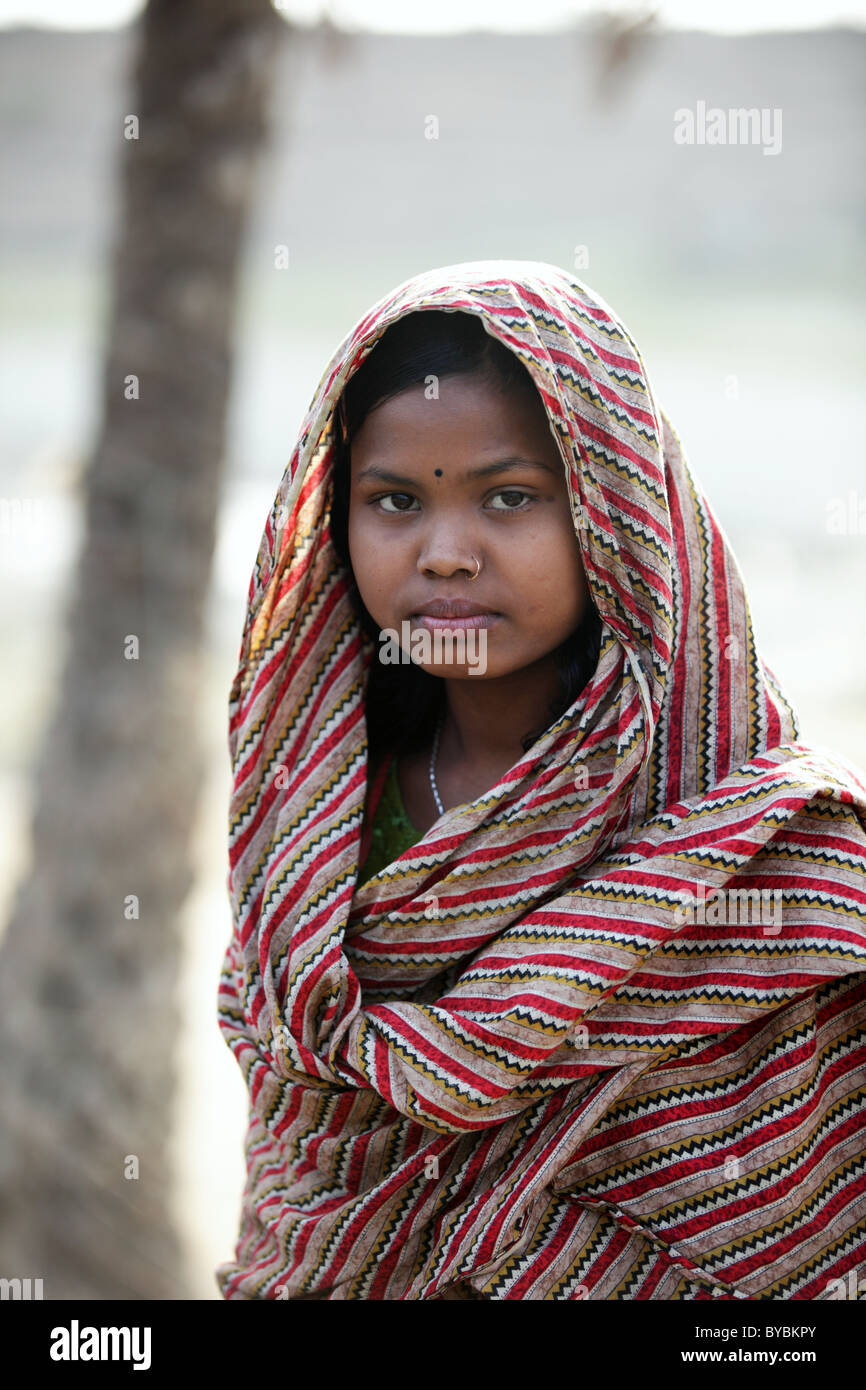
[346,369,590,683]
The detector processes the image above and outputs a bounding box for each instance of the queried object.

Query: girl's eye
[375,489,534,514]
[489,489,533,510]
[377,493,418,513]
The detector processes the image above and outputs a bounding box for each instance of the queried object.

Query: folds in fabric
[216,260,866,1300]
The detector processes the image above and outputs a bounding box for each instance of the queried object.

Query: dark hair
[328,310,602,768]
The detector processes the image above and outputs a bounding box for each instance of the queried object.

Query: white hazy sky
[3,0,865,32]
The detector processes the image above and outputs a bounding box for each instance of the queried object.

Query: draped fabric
[216,260,866,1300]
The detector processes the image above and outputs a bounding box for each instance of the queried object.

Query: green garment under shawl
[357,756,422,886]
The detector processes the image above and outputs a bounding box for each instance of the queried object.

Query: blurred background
[0,0,863,1299]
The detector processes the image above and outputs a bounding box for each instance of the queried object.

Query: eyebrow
[355,457,560,485]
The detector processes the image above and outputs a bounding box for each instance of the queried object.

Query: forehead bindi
[350,377,563,488]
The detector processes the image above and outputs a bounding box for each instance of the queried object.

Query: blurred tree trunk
[0,0,284,1299]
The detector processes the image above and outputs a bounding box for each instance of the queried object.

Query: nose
[415,505,481,577]
[418,545,479,580]
[415,495,485,579]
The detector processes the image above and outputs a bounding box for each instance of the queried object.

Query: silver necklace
[428,710,446,816]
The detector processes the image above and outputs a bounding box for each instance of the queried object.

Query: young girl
[216,260,866,1300]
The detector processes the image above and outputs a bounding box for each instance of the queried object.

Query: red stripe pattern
[216,260,866,1299]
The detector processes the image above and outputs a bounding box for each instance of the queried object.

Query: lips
[412,599,499,618]
[411,599,502,634]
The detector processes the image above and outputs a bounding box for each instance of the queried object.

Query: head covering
[216,260,866,1300]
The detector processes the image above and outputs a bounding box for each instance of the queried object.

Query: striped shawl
[216,260,866,1300]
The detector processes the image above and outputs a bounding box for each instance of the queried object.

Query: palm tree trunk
[0,0,284,1300]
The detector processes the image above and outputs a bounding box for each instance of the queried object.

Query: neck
[438,656,562,775]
